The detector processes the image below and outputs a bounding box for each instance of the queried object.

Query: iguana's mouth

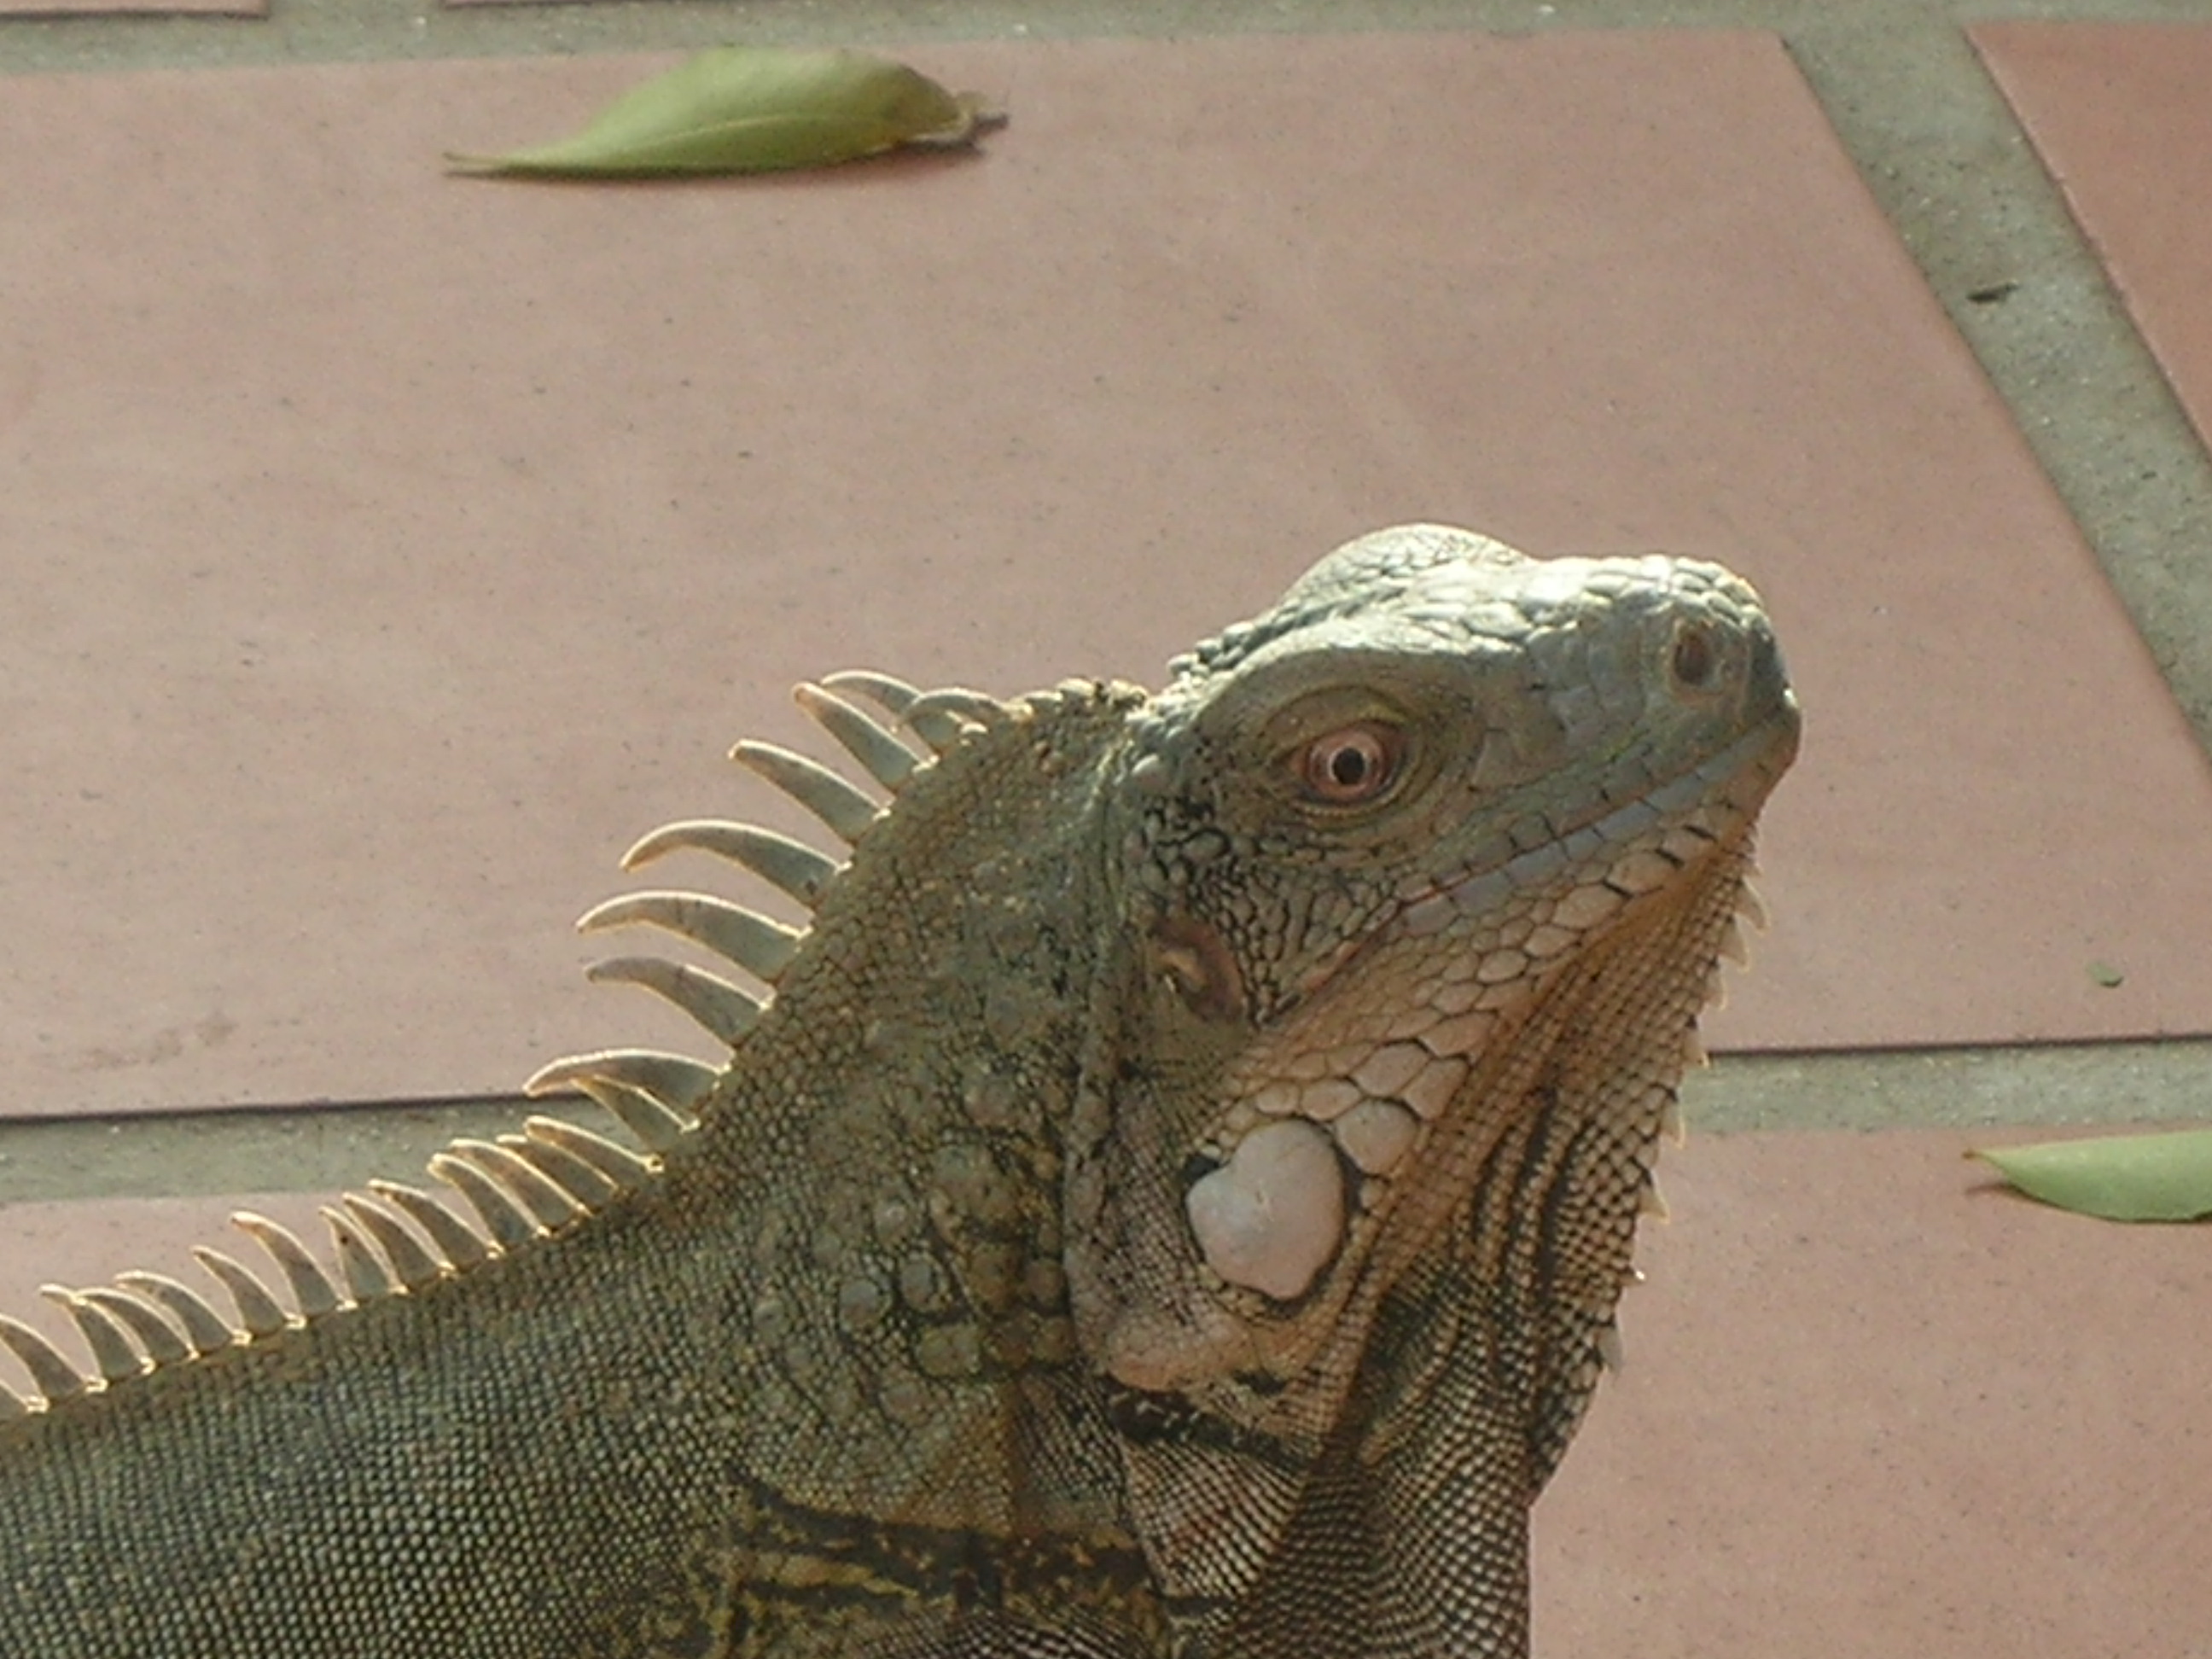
[1387,700,1800,955]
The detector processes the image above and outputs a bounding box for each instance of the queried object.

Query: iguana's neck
[656,684,1152,1550]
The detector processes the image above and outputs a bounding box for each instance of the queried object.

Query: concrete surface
[2,14,2208,1173]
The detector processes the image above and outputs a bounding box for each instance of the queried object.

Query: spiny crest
[0,1112,672,1421]
[0,671,1015,1420]
[1587,853,1773,1377]
[564,671,1010,1059]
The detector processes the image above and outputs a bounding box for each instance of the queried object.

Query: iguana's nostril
[1670,624,1716,690]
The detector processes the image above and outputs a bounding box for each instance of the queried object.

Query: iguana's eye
[1298,723,1401,804]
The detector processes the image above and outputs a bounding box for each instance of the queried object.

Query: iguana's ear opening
[1148,912,1247,1023]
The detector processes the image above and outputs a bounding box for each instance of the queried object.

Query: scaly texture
[0,523,1797,1656]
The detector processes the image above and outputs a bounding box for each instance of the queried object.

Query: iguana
[0,522,1797,1657]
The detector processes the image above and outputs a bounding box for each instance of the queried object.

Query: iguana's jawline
[1290,700,1801,1013]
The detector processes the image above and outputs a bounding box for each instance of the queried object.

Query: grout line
[0,1095,604,1206]
[7,1,2212,79]
[1686,1036,2212,1134]
[4,1037,2205,1209]
[8,9,2212,739]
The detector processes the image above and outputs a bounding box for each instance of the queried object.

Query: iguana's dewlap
[1184,1118,1345,1299]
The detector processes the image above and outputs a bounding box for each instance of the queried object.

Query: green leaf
[1972,1128,2212,1222]
[448,47,1005,178]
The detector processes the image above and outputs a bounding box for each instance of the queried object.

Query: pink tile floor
[5,35,2212,1120]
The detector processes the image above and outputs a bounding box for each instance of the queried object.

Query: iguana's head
[1066,522,1797,1440]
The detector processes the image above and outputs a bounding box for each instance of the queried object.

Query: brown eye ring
[1299,722,1403,804]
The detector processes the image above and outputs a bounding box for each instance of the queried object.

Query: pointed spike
[320,1208,393,1303]
[525,1048,717,1115]
[0,1312,88,1403]
[1660,1092,1688,1146]
[231,1214,342,1319]
[428,1153,539,1252]
[368,1180,487,1269]
[498,1132,620,1208]
[1736,881,1770,931]
[445,1140,582,1232]
[40,1288,143,1383]
[1639,1175,1671,1222]
[190,1247,291,1336]
[898,685,1013,754]
[525,1116,655,1190]
[574,1078,691,1154]
[1597,1321,1626,1374]
[77,1287,191,1367]
[728,740,882,843]
[576,891,801,985]
[1718,917,1750,967]
[585,956,763,1046]
[620,819,841,908]
[339,1194,443,1289]
[793,682,923,791]
[116,1272,237,1354]
[818,669,922,718]
[900,704,974,754]
[906,687,1010,729]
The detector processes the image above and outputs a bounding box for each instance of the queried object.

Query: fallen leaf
[448,46,1005,178]
[1971,1127,2212,1222]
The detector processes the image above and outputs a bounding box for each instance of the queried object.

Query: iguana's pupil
[1304,725,1394,802]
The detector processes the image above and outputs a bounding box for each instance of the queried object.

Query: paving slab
[1973,22,2212,457]
[7,32,2212,1121]
[4,1124,2203,1656]
[1540,1124,2211,1657]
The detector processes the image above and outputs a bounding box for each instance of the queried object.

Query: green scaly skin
[0,524,1796,1656]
